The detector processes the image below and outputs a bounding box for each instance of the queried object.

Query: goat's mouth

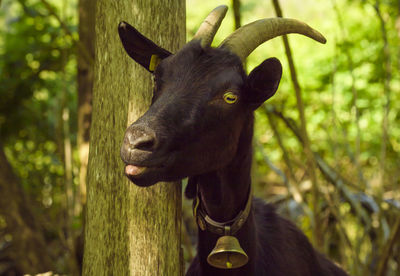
[122,147,196,186]
[122,153,178,186]
[124,164,162,187]
[125,164,147,177]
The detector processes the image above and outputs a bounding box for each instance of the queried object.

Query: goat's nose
[128,132,155,151]
[125,126,157,152]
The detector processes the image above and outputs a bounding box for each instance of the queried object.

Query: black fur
[119,22,348,276]
[187,199,347,276]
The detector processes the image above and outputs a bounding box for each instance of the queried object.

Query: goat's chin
[125,172,160,187]
[127,176,157,187]
[124,169,183,187]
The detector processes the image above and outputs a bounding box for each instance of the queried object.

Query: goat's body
[183,116,348,276]
[187,198,347,276]
[119,9,348,276]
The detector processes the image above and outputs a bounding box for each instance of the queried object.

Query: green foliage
[0,0,399,274]
[0,0,78,182]
[0,0,79,273]
[188,0,400,274]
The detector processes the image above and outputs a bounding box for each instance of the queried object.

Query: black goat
[119,5,348,276]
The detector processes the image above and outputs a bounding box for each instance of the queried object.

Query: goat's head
[119,6,326,187]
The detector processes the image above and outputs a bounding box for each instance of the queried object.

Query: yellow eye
[223,92,238,104]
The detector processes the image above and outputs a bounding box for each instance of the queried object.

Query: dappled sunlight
[0,0,399,274]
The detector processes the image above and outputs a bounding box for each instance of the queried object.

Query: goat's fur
[118,20,348,276]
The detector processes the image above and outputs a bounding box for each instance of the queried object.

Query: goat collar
[193,185,252,235]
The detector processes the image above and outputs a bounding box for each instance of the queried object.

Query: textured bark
[82,1,185,275]
[0,143,54,273]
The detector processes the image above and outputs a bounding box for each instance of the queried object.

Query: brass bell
[207,235,248,269]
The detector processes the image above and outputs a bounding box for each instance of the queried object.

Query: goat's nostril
[130,135,156,151]
[124,125,158,153]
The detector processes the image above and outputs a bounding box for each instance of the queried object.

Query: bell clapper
[226,253,233,268]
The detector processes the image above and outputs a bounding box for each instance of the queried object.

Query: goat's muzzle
[121,124,157,161]
[121,123,165,186]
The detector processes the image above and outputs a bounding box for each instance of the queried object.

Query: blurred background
[0,0,399,275]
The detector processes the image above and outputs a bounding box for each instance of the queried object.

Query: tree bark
[0,143,54,274]
[82,1,185,275]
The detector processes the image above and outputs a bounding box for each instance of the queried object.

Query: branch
[331,0,365,187]
[373,0,392,187]
[323,183,360,266]
[271,0,322,248]
[255,141,289,187]
[231,0,241,30]
[39,0,94,66]
[263,106,304,203]
[266,106,372,228]
[376,216,400,276]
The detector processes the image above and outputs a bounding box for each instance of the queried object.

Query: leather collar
[193,185,252,236]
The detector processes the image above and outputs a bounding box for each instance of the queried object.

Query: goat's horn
[219,18,326,61]
[192,5,228,48]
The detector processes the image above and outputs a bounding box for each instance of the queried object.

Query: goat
[119,5,348,276]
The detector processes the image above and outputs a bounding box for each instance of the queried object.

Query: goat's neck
[192,115,256,275]
[196,114,254,222]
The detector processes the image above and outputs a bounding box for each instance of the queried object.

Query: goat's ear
[118,21,171,73]
[245,58,282,109]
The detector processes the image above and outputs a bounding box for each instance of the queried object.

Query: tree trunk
[0,143,54,274]
[82,1,185,275]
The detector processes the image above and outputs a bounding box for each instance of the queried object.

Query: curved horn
[192,5,228,48]
[219,18,327,61]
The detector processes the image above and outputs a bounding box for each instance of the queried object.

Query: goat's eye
[223,92,238,104]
